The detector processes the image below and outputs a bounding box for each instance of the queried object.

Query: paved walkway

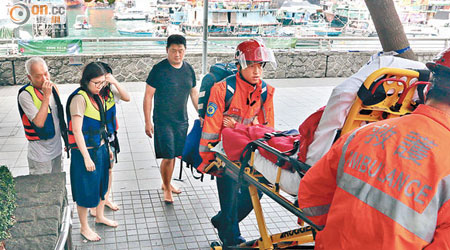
[0,78,343,249]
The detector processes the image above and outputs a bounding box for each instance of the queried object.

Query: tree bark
[364,0,416,60]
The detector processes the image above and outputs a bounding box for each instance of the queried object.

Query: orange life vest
[18,83,56,141]
[198,73,274,170]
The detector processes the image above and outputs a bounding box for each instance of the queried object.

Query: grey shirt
[18,89,62,162]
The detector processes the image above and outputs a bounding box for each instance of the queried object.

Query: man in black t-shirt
[143,34,198,204]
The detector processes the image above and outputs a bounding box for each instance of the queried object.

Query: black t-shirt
[146,59,196,124]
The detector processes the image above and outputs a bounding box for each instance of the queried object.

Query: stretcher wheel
[210,241,222,250]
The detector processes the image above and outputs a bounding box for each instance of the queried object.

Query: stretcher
[205,67,430,250]
[211,141,302,196]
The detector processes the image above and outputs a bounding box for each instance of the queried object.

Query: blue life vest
[66,88,117,149]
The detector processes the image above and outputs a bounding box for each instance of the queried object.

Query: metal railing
[54,205,72,250]
[0,36,449,55]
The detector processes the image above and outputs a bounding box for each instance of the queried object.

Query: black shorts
[154,121,188,159]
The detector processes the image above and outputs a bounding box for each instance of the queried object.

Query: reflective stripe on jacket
[198,72,275,170]
[298,104,450,250]
[18,83,56,141]
[67,88,117,149]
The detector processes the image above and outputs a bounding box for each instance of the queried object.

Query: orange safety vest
[298,105,450,250]
[199,72,275,170]
[18,83,56,141]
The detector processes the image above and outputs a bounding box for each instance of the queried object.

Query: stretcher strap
[190,164,205,181]
[248,132,311,175]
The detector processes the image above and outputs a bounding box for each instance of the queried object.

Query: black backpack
[198,63,267,118]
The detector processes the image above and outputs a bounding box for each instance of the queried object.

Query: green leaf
[0,166,16,242]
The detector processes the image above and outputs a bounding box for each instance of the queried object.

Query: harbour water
[63,6,294,53]
[5,4,448,55]
[67,7,124,38]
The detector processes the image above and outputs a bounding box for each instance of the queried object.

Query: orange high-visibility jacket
[198,73,275,170]
[298,105,450,250]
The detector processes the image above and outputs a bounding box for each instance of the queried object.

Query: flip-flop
[164,199,174,204]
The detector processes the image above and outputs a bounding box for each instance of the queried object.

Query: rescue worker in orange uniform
[198,39,276,248]
[298,47,450,250]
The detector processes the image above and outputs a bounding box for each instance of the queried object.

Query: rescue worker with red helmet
[198,39,276,248]
[298,48,450,250]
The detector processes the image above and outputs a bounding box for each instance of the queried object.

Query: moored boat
[74,15,91,30]
[66,0,82,8]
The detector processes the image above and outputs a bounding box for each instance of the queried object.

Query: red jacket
[298,105,450,250]
[222,124,298,170]
[198,73,275,171]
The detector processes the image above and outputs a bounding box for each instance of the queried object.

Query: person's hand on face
[42,75,53,100]
[105,73,118,86]
[89,75,106,95]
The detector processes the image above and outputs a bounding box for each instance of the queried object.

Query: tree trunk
[364,0,416,60]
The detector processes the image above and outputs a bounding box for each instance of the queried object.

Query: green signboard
[18,39,82,55]
[264,37,298,49]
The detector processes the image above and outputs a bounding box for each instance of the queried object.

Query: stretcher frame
[208,138,317,250]
[207,67,430,250]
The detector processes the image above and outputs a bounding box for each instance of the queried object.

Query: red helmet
[235,39,277,69]
[426,47,450,74]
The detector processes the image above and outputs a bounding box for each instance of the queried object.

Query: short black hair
[428,71,450,105]
[167,34,186,49]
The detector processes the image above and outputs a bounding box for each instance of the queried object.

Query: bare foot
[95,217,119,228]
[89,208,96,217]
[170,185,182,194]
[80,227,101,241]
[163,188,174,204]
[161,184,182,194]
[105,200,119,211]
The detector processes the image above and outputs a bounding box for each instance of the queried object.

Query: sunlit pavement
[0,78,342,249]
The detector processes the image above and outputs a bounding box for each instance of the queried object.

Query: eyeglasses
[90,80,107,87]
